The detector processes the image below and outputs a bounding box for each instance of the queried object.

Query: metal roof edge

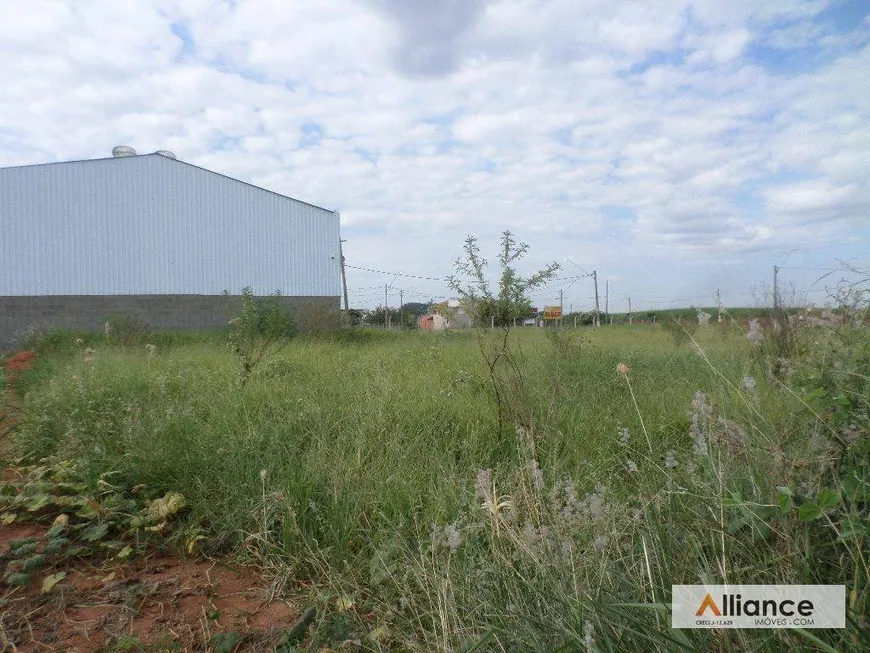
[0,153,338,215]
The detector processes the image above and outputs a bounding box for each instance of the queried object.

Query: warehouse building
[0,147,341,351]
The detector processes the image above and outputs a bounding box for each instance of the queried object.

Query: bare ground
[1,351,303,652]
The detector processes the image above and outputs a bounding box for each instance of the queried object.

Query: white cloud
[1,0,867,310]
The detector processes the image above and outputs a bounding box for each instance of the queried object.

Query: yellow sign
[542,306,562,320]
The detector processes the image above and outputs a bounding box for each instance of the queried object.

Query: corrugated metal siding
[0,155,340,296]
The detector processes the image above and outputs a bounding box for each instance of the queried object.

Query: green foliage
[448,230,560,327]
[5,289,869,650]
[447,231,561,430]
[365,305,415,329]
[0,459,191,589]
[225,287,297,387]
[659,311,699,347]
[544,327,586,359]
[279,606,317,649]
[105,313,152,348]
[564,310,596,326]
[209,631,242,653]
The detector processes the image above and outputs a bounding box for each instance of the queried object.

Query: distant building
[0,147,341,350]
[427,299,473,329]
[418,314,448,330]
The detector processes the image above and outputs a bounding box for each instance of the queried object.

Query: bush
[226,287,297,387]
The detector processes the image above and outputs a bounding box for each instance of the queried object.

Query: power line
[345,264,448,281]
[778,267,844,272]
[346,263,589,285]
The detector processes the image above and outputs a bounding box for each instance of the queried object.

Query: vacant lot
[2,321,867,651]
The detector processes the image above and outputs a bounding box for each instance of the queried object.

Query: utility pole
[560,289,564,328]
[773,265,779,311]
[716,288,721,323]
[399,289,404,330]
[628,296,632,325]
[339,239,350,324]
[605,279,609,325]
[384,284,389,330]
[593,270,600,328]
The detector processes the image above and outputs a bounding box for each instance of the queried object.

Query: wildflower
[740,375,757,393]
[75,337,84,347]
[475,469,492,502]
[527,459,544,491]
[616,362,630,377]
[442,523,462,552]
[145,343,157,357]
[618,426,630,446]
[664,450,678,469]
[626,459,638,473]
[260,469,269,482]
[550,477,583,526]
[521,521,540,550]
[84,347,94,364]
[746,318,764,343]
[585,485,609,522]
[689,392,712,457]
[715,416,746,448]
[104,321,112,339]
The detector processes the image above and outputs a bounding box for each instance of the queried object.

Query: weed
[4,291,868,650]
[225,287,297,387]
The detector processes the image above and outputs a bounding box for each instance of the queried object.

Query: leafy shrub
[226,287,297,387]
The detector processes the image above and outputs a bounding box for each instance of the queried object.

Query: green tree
[448,231,560,432]
[448,231,559,327]
[225,287,296,387]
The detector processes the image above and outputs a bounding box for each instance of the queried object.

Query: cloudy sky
[2,0,868,312]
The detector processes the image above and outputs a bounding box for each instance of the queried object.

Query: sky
[1,0,868,313]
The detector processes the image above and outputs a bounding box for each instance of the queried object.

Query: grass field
[2,318,868,651]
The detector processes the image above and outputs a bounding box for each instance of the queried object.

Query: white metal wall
[0,155,341,296]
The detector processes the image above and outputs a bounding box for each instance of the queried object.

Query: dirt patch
[1,351,307,650]
[1,523,300,652]
[1,350,33,478]
[2,349,35,385]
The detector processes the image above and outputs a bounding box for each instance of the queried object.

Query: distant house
[418,314,448,330]
[0,146,342,350]
[425,299,473,330]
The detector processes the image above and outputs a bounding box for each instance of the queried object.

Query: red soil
[1,353,303,650]
[1,523,300,652]
[2,349,35,385]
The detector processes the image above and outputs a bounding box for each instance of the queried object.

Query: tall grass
[7,320,868,651]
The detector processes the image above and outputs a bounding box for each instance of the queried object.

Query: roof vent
[112,145,137,158]
[155,150,177,159]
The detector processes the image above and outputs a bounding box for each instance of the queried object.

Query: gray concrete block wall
[0,295,339,352]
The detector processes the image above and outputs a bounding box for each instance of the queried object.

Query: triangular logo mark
[695,593,722,617]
